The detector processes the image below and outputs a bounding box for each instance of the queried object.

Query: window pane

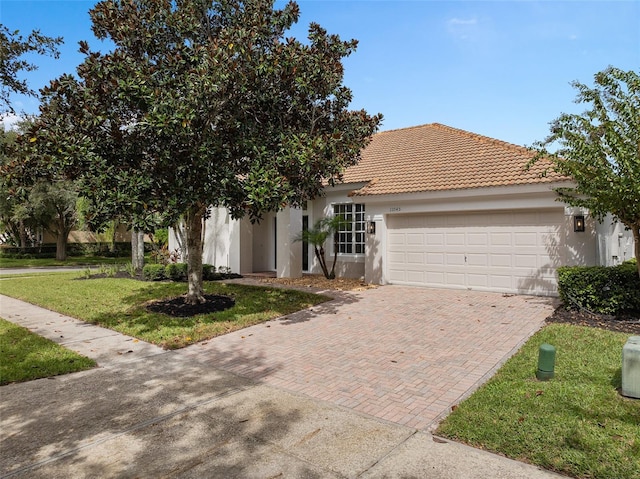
[332,202,365,255]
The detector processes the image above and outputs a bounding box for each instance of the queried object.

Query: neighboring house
[170,123,635,296]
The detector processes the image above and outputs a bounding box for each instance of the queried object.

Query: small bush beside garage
[557,260,640,316]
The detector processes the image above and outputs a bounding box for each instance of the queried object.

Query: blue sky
[1,0,638,146]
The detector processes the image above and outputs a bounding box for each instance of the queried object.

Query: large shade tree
[16,0,381,303]
[0,24,62,114]
[530,66,640,277]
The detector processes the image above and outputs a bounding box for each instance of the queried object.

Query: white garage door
[386,210,565,295]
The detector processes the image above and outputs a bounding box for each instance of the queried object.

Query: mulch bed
[546,307,640,334]
[146,294,235,317]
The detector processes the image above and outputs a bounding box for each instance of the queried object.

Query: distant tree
[530,66,640,277]
[295,215,348,279]
[19,181,78,261]
[20,0,381,304]
[2,119,78,259]
[0,124,39,248]
[0,24,62,114]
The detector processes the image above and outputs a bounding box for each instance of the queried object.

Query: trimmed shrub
[202,264,216,280]
[165,263,187,281]
[142,264,166,281]
[557,261,640,315]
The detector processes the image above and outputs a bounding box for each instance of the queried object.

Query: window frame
[333,203,366,257]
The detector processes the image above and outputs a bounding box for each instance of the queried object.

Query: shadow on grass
[84,280,361,348]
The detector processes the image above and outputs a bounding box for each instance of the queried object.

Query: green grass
[0,318,96,385]
[436,323,640,479]
[0,272,330,349]
[0,255,134,268]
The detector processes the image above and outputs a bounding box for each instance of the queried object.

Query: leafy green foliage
[557,261,640,315]
[530,67,640,277]
[2,0,382,303]
[0,25,62,114]
[142,264,166,281]
[295,214,349,279]
[165,263,187,281]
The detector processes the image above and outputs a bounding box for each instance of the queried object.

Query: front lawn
[0,318,96,385]
[0,273,330,349]
[437,323,640,479]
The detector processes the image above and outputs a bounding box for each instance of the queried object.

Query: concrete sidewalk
[0,294,566,478]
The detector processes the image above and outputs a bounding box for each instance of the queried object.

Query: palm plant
[295,215,349,279]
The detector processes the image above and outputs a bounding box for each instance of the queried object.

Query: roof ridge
[376,123,439,135]
[429,123,533,154]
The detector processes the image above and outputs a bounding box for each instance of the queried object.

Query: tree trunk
[315,246,329,279]
[110,221,117,253]
[184,204,206,304]
[329,248,338,279]
[131,228,145,272]
[55,231,67,261]
[633,226,640,279]
[19,219,27,249]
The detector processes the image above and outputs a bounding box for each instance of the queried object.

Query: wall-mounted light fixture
[367,221,376,235]
[574,215,585,232]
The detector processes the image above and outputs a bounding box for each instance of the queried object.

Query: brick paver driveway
[178,285,556,431]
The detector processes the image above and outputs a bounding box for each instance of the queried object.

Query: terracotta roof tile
[342,123,568,196]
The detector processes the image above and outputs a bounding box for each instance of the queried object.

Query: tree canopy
[530,66,640,276]
[0,24,62,114]
[10,0,382,302]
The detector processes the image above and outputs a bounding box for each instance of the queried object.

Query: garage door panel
[406,271,424,282]
[427,253,445,264]
[467,253,488,266]
[446,233,465,245]
[426,233,445,245]
[407,233,424,245]
[387,269,406,282]
[405,252,424,264]
[446,253,466,265]
[388,233,406,246]
[514,232,538,246]
[490,275,513,289]
[490,254,512,267]
[490,233,512,246]
[468,233,488,246]
[387,210,563,295]
[467,274,488,287]
[514,255,538,268]
[446,272,465,284]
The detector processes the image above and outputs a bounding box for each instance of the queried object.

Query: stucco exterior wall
[595,214,636,266]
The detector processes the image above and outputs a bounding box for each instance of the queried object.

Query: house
[170,123,635,296]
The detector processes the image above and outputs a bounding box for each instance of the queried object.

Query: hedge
[0,242,144,258]
[142,264,166,281]
[142,263,241,282]
[557,260,640,315]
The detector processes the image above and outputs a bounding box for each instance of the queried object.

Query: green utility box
[536,343,556,381]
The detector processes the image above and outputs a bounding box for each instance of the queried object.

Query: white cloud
[0,113,21,131]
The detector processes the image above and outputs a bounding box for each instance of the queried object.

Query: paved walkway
[180,283,556,430]
[0,285,564,478]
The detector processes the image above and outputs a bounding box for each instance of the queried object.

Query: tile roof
[341,123,568,196]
